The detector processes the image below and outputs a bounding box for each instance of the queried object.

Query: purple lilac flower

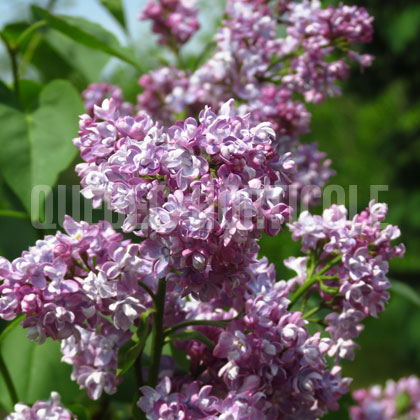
[82,82,133,116]
[0,217,155,398]
[137,257,349,420]
[75,99,293,302]
[288,201,405,361]
[140,0,200,47]
[61,323,130,399]
[5,392,75,420]
[134,0,373,208]
[350,376,420,420]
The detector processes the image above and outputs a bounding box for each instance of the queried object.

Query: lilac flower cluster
[0,216,154,398]
[82,82,133,116]
[0,2,407,419]
[140,0,200,47]
[350,376,420,420]
[5,392,74,420]
[135,0,373,207]
[138,257,350,419]
[74,98,293,301]
[289,201,405,361]
[61,322,130,399]
[133,202,403,419]
[286,142,334,209]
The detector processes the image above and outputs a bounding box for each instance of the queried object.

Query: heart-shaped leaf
[0,79,84,221]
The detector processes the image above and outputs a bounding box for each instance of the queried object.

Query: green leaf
[32,6,140,69]
[0,22,29,48]
[117,311,151,377]
[67,404,90,420]
[44,29,109,83]
[0,325,81,410]
[386,6,420,53]
[99,0,126,29]
[5,21,108,87]
[391,279,420,309]
[18,80,42,112]
[170,343,190,372]
[395,390,411,416]
[0,315,25,344]
[0,80,17,108]
[0,80,84,220]
[166,330,215,350]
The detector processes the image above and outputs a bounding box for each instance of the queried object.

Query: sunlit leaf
[99,0,126,29]
[0,325,81,411]
[0,80,84,220]
[32,6,140,69]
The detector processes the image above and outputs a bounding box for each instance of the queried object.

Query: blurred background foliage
[0,0,419,418]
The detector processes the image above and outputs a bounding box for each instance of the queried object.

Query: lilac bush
[0,0,408,419]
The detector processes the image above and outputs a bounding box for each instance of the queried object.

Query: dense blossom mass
[75,97,293,302]
[350,376,420,420]
[85,0,374,209]
[0,0,409,419]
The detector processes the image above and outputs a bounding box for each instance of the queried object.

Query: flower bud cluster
[82,82,133,116]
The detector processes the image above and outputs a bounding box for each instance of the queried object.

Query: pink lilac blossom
[0,216,154,398]
[133,0,374,207]
[140,0,200,47]
[4,392,75,420]
[135,203,403,419]
[81,0,373,210]
[138,257,351,419]
[82,82,133,116]
[60,322,130,399]
[0,2,404,419]
[288,201,405,361]
[350,376,420,420]
[74,98,293,302]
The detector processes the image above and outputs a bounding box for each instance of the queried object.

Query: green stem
[138,282,157,306]
[302,305,322,320]
[289,254,342,307]
[0,32,20,102]
[164,319,230,336]
[314,255,342,278]
[134,356,143,388]
[147,277,166,388]
[289,275,319,307]
[0,351,18,406]
[15,20,46,49]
